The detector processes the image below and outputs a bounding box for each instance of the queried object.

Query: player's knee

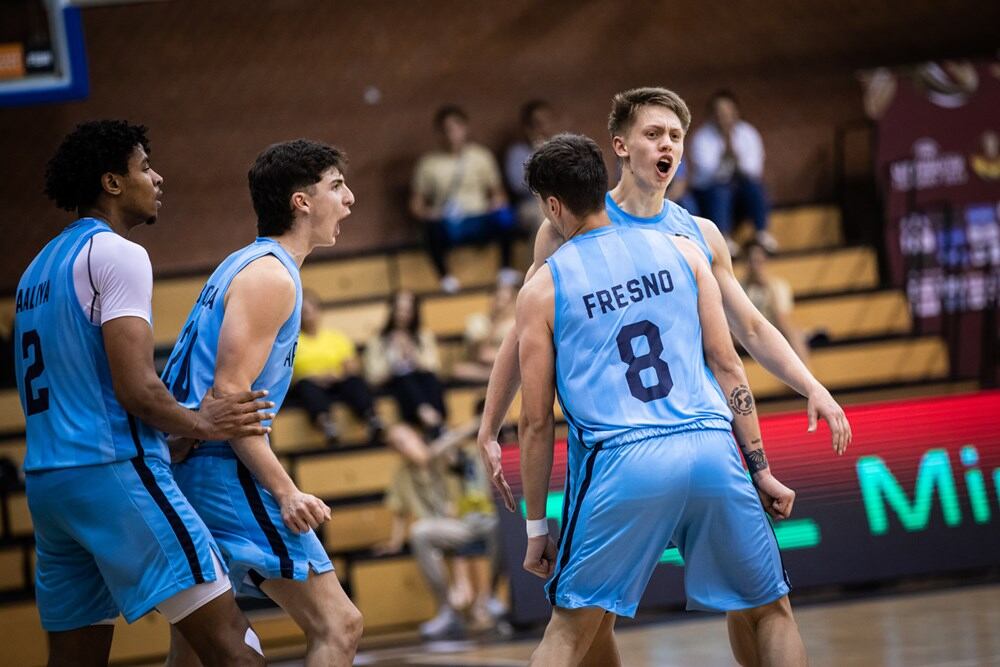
[734,595,794,626]
[307,605,363,651]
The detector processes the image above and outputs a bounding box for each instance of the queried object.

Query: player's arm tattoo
[728,385,755,416]
[743,442,769,475]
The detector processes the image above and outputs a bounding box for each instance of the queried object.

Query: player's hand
[807,386,852,456]
[523,534,558,579]
[753,471,795,520]
[166,435,199,464]
[277,490,331,534]
[478,436,515,512]
[197,388,275,441]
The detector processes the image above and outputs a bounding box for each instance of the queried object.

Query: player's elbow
[705,344,744,385]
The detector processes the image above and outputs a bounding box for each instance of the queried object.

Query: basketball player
[480,88,851,511]
[162,140,363,667]
[516,133,806,666]
[16,120,274,666]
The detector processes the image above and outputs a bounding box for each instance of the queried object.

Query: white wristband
[526,518,549,538]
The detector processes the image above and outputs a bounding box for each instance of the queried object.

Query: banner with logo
[498,392,1000,625]
[863,59,1000,377]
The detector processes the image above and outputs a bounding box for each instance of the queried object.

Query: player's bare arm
[478,218,565,510]
[515,265,559,578]
[678,238,795,520]
[695,216,852,454]
[214,256,331,534]
[103,316,272,446]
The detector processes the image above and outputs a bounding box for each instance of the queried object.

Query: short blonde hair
[608,87,691,137]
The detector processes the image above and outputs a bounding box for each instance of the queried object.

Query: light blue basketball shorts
[27,455,225,631]
[545,427,789,617]
[172,445,333,598]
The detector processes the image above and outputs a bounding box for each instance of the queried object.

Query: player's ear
[545,196,560,221]
[101,172,123,196]
[290,190,309,216]
[611,134,628,159]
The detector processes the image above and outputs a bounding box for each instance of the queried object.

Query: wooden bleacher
[0,202,974,662]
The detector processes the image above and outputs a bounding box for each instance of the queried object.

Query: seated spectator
[741,240,810,363]
[505,100,557,233]
[665,159,699,216]
[365,290,447,436]
[290,290,383,444]
[451,282,517,383]
[690,90,777,256]
[376,416,502,640]
[410,104,518,293]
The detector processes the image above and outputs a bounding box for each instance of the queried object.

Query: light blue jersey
[605,192,713,263]
[14,218,165,471]
[163,237,333,594]
[17,218,223,631]
[161,237,301,431]
[542,224,788,617]
[545,225,730,449]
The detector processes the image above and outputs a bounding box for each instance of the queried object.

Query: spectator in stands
[741,240,811,363]
[505,100,558,233]
[290,290,383,445]
[666,159,699,215]
[365,290,447,436]
[375,416,502,640]
[451,281,517,383]
[410,104,518,293]
[690,90,777,256]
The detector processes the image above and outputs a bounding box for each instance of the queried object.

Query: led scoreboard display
[497,392,1000,625]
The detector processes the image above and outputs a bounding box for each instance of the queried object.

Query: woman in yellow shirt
[292,290,383,444]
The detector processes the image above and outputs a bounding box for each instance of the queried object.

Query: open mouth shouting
[655,157,673,175]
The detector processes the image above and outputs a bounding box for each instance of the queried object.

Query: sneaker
[756,230,779,253]
[440,275,461,294]
[484,596,507,619]
[497,267,522,287]
[419,606,465,640]
[725,235,741,258]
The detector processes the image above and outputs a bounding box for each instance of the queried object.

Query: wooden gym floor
[271,582,1000,666]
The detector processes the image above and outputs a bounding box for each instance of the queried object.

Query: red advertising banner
[499,392,1000,624]
[864,58,1000,377]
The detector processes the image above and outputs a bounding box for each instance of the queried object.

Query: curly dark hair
[44,120,150,212]
[248,139,347,237]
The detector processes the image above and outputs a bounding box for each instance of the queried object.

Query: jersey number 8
[616,320,673,403]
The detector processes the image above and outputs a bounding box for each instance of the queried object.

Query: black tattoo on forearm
[729,385,755,416]
[744,448,769,475]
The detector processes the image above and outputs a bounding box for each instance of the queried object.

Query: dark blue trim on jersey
[127,415,205,584]
[548,441,603,606]
[85,236,99,325]
[236,460,294,580]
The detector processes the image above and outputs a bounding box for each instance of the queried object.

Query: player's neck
[78,206,134,237]
[270,226,311,268]
[566,211,612,240]
[610,173,667,218]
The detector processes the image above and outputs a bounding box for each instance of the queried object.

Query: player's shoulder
[85,231,152,282]
[517,262,554,309]
[231,253,296,298]
[91,231,150,263]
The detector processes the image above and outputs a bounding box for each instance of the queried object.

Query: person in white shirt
[689,90,777,255]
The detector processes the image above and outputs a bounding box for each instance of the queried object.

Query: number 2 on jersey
[22,329,50,415]
[616,320,672,402]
